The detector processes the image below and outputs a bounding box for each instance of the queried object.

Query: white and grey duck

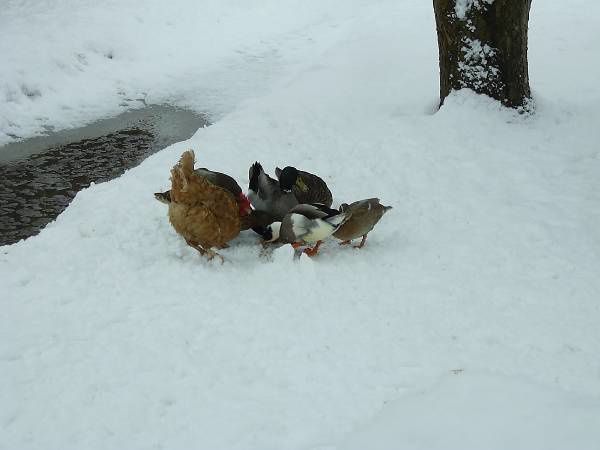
[263,203,350,258]
[247,162,298,221]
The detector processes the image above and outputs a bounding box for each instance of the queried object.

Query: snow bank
[2,1,600,449]
[0,0,368,145]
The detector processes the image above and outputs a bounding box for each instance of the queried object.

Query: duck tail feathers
[249,161,263,191]
[326,211,351,228]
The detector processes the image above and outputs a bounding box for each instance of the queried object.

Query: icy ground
[2,1,600,449]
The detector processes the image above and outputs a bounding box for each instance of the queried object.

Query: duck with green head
[275,166,333,207]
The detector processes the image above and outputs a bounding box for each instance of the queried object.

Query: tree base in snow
[433,0,533,109]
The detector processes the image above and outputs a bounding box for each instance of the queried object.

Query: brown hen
[168,150,240,261]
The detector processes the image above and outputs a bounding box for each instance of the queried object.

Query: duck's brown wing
[294,171,333,207]
[195,168,243,197]
[333,198,386,241]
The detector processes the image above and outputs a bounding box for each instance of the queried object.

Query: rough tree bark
[433,0,533,109]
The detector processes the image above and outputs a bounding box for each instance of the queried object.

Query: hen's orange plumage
[168,150,240,260]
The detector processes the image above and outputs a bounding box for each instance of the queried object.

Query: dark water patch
[0,105,208,246]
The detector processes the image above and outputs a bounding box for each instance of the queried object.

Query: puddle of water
[0,105,209,246]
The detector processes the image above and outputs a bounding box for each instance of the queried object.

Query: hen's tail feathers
[178,150,195,178]
[170,150,196,197]
[383,205,393,213]
[249,161,263,192]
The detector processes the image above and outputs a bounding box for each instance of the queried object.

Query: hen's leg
[185,239,206,255]
[338,240,352,246]
[204,248,225,264]
[186,239,224,263]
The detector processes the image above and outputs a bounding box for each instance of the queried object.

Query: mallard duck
[333,198,392,248]
[248,162,298,220]
[275,166,333,207]
[155,167,252,217]
[263,203,350,257]
[164,150,242,261]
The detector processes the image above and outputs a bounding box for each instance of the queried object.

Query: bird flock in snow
[155,150,391,262]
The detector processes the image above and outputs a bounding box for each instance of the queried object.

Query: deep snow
[2,1,600,449]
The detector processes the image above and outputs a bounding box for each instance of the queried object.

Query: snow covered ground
[0,0,368,145]
[2,1,600,449]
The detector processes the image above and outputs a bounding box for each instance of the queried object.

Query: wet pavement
[0,105,208,246]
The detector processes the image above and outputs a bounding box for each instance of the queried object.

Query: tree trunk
[433,0,532,109]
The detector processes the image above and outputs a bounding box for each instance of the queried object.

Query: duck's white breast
[291,215,335,243]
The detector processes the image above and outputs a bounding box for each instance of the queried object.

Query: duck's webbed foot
[354,234,368,249]
[291,242,304,260]
[303,240,322,257]
[338,240,352,246]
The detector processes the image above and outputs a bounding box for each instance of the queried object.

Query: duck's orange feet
[303,240,322,257]
[353,235,367,249]
[338,240,352,246]
[291,242,303,260]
